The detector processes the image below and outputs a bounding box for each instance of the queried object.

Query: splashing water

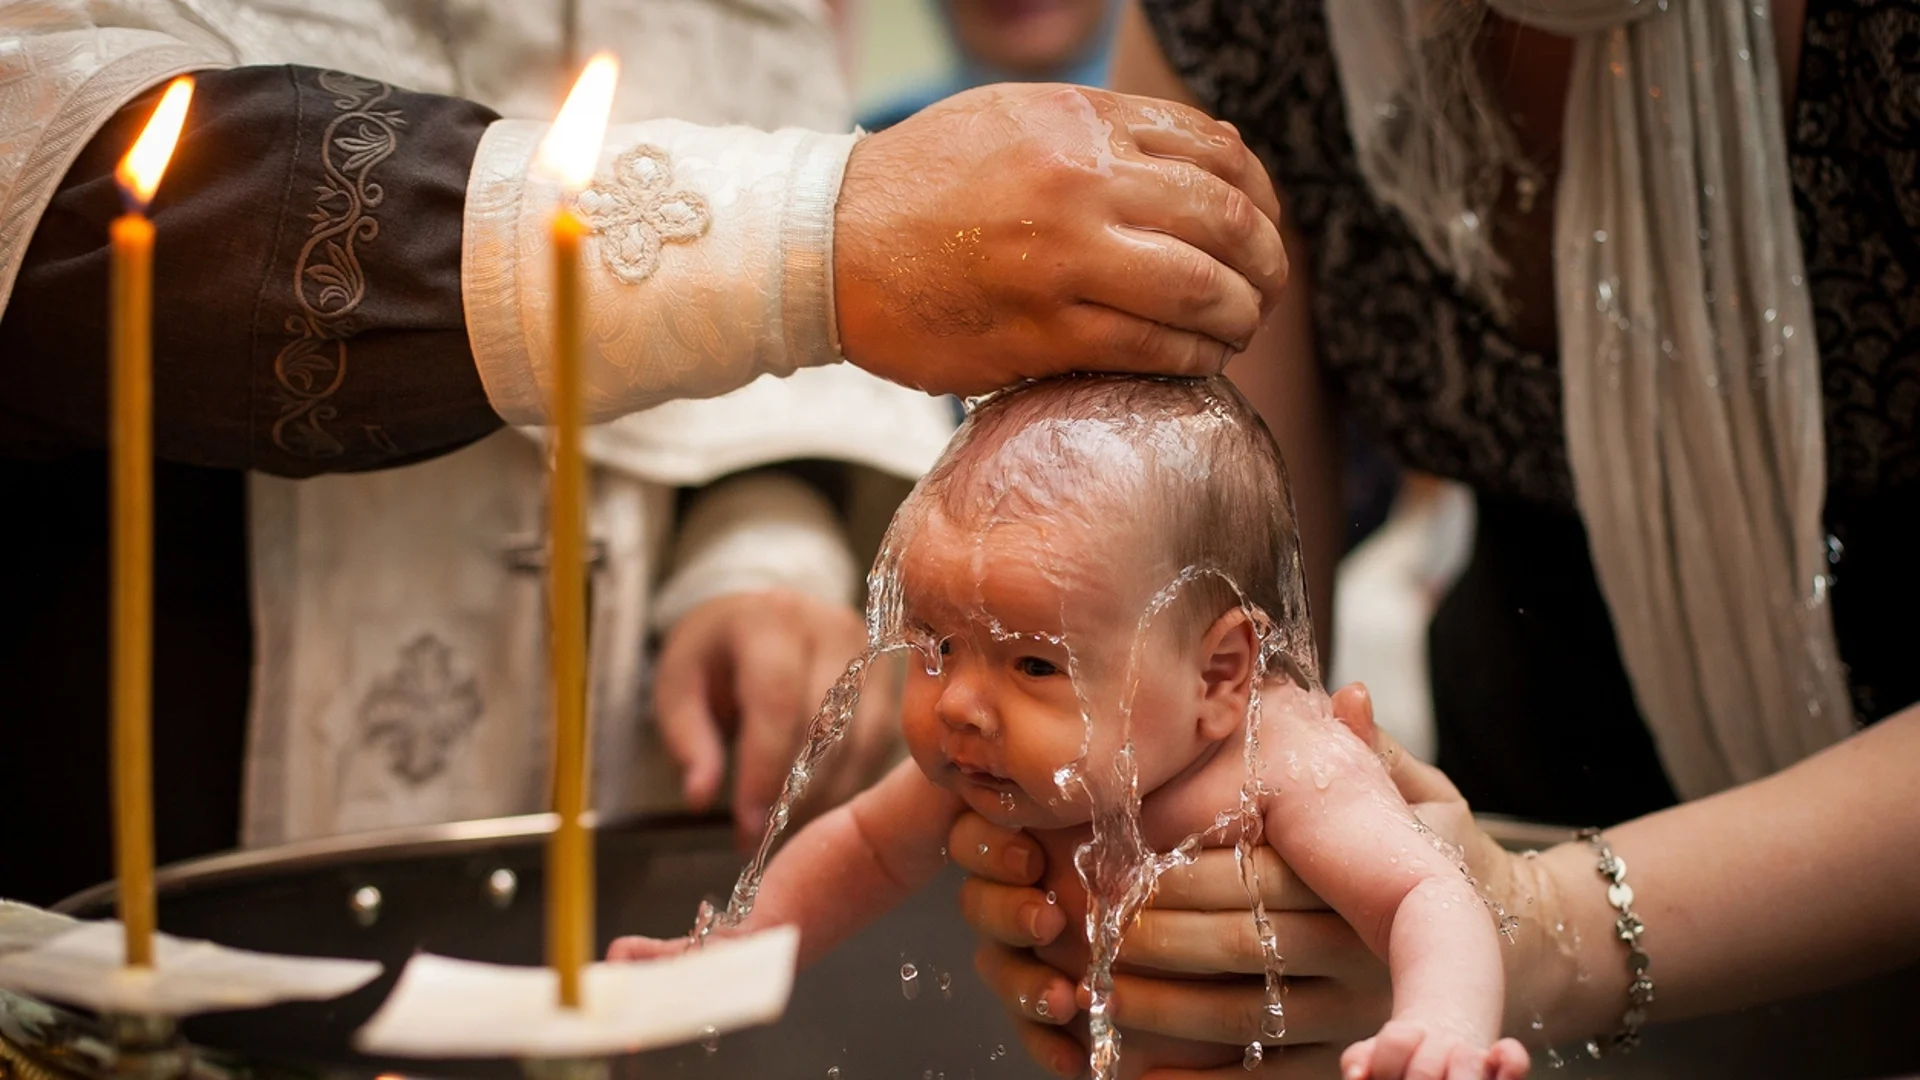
[693,651,890,941]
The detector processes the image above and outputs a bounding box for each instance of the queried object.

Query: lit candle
[533,52,618,1010]
[110,76,193,971]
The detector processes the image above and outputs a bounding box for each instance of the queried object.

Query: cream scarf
[1326,0,1854,799]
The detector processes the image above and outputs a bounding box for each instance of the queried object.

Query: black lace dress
[1140,0,1920,825]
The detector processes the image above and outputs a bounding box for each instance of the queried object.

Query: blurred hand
[655,589,901,848]
[834,83,1287,396]
[951,685,1538,1078]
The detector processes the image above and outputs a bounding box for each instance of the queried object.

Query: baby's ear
[1196,608,1258,740]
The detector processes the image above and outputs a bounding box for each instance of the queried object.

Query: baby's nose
[935,674,996,735]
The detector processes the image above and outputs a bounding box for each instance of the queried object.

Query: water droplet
[1593,229,1608,244]
[1811,573,1830,606]
[1034,998,1052,1018]
[1531,1015,1545,1031]
[901,963,921,1000]
[938,846,947,860]
[828,1069,841,1079]
[1242,1042,1264,1069]
[937,971,953,996]
[977,843,990,856]
[1703,183,1716,199]
[1045,890,1058,905]
[992,1044,1006,1060]
[998,790,1016,812]
[700,1025,719,1052]
[1457,210,1481,232]
[1547,1048,1566,1069]
[1826,533,1845,564]
[1782,324,1796,339]
[1260,1001,1285,1040]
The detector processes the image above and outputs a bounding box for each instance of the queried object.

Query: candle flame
[536,53,619,192]
[116,77,194,209]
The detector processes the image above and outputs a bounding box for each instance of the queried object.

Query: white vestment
[0,0,956,844]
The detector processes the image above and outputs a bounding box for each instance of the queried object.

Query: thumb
[1330,682,1462,807]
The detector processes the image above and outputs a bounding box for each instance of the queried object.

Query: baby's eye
[1015,656,1060,678]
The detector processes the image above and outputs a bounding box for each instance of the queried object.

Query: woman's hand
[952,685,1545,1077]
[835,82,1287,396]
[654,589,902,849]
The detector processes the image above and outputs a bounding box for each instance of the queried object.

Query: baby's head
[879,375,1310,828]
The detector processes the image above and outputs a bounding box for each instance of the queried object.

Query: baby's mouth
[952,761,1017,792]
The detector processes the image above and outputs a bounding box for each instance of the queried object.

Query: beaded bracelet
[1576,828,1653,1057]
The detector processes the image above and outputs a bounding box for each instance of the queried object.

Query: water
[682,379,1334,1078]
[694,651,889,940]
[1242,1042,1263,1069]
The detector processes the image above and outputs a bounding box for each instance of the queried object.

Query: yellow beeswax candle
[109,76,193,971]
[533,52,618,1010]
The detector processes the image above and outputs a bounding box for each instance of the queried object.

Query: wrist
[1521,841,1635,1043]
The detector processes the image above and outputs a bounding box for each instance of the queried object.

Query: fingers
[1151,845,1323,910]
[1088,974,1389,1048]
[1112,163,1286,323]
[959,875,1068,948]
[1362,1020,1423,1080]
[1078,223,1264,348]
[1488,1039,1531,1080]
[1143,1044,1344,1079]
[973,941,1080,1027]
[1118,97,1283,229]
[652,628,728,811]
[1012,1012,1085,1078]
[1328,683,1378,748]
[729,617,812,840]
[949,811,1045,884]
[1120,910,1386,983]
[606,935,688,962]
[1056,303,1236,379]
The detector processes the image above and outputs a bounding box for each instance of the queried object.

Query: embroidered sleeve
[0,65,504,477]
[462,118,857,425]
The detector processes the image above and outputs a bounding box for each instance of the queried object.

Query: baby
[613,376,1529,1080]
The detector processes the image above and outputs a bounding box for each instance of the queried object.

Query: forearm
[1529,702,1920,1036]
[0,67,502,476]
[739,760,959,967]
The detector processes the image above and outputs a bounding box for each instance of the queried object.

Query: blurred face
[946,0,1111,79]
[896,509,1208,830]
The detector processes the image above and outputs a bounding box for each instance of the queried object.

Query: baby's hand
[606,935,693,963]
[1340,1021,1530,1080]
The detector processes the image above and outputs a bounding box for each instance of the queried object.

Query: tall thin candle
[533,53,618,1010]
[109,76,193,971]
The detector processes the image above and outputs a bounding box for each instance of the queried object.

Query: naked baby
[612,376,1529,1080]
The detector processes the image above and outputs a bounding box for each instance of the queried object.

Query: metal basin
[42,814,1918,1079]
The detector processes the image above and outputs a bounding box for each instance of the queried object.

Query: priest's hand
[834,83,1286,396]
[654,589,902,849]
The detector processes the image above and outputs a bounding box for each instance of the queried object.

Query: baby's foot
[1341,1021,1531,1080]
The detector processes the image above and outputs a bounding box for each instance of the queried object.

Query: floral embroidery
[576,144,710,284]
[357,634,484,786]
[271,71,405,459]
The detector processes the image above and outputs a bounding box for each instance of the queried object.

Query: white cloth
[1325,0,1854,798]
[0,0,957,843]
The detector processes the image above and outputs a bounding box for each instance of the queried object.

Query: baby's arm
[614,759,963,969]
[1261,692,1526,1078]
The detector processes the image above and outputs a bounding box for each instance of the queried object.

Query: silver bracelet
[1576,828,1653,1057]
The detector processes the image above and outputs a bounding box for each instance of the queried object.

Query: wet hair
[898,375,1310,654]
